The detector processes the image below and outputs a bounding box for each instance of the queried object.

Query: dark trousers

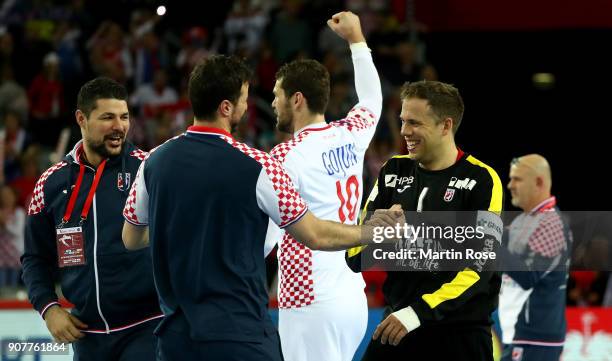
[362,325,493,361]
[501,343,563,361]
[158,328,284,361]
[72,320,159,361]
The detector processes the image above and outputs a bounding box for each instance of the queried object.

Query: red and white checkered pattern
[28,162,68,215]
[331,106,376,132]
[528,210,566,257]
[221,136,307,227]
[270,131,320,309]
[129,148,148,161]
[278,232,314,308]
[270,130,312,163]
[123,175,142,225]
[123,135,184,224]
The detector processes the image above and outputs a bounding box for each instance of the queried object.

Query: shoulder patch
[129,148,148,161]
[270,130,313,163]
[28,161,69,215]
[331,106,376,132]
[222,136,306,227]
[465,155,503,214]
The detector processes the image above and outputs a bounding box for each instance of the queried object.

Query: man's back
[125,126,307,342]
[269,105,378,307]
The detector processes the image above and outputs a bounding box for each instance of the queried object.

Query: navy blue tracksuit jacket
[21,141,162,333]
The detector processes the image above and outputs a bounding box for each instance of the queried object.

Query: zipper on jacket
[525,297,530,324]
[92,194,110,333]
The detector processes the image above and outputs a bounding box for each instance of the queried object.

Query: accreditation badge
[56,227,86,267]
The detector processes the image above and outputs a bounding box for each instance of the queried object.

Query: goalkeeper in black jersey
[347,81,504,361]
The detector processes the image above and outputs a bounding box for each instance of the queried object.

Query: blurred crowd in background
[0,0,609,308]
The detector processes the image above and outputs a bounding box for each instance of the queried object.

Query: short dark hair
[188,55,252,120]
[276,59,330,115]
[400,80,464,134]
[77,77,128,117]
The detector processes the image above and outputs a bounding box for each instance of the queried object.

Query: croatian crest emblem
[118,172,131,191]
[444,188,455,202]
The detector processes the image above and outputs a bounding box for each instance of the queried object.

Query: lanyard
[61,159,107,225]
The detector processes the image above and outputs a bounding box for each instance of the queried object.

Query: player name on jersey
[321,142,358,177]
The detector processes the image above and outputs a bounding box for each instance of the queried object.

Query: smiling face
[399,98,446,165]
[77,98,130,159]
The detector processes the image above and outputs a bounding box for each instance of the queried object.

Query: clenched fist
[327,11,366,44]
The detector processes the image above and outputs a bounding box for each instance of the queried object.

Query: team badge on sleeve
[118,172,131,191]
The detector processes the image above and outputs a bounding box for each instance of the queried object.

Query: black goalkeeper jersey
[347,152,504,327]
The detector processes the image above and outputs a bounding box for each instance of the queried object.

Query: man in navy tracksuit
[499,154,571,361]
[21,77,162,360]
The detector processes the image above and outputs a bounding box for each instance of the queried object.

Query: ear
[535,176,544,188]
[441,117,454,136]
[75,110,87,128]
[219,100,233,118]
[292,92,304,109]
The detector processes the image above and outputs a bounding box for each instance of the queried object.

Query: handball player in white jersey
[265,11,383,361]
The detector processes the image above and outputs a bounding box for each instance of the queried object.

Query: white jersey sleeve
[351,43,382,119]
[254,155,307,229]
[217,136,308,229]
[331,44,383,151]
[264,153,303,256]
[123,160,149,226]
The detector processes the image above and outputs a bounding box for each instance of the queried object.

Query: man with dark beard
[21,77,162,360]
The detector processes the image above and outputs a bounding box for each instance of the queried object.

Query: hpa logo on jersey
[385,174,414,193]
[117,172,131,191]
[448,177,477,190]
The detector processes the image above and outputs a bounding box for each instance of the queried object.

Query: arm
[122,223,149,250]
[263,150,303,257]
[328,11,383,129]
[256,152,399,252]
[286,211,371,251]
[21,210,61,318]
[286,207,401,251]
[504,211,568,289]
[350,42,383,119]
[122,160,150,249]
